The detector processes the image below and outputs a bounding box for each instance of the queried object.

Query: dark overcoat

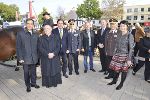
[38,33,61,77]
[16,29,39,64]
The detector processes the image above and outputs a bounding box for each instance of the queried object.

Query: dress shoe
[116,83,123,90]
[63,74,69,78]
[69,72,72,75]
[31,84,40,89]
[105,76,113,79]
[104,71,108,75]
[132,71,136,75]
[75,71,79,75]
[146,80,150,83]
[84,70,87,73]
[90,69,96,72]
[99,70,104,72]
[107,81,117,85]
[26,87,31,92]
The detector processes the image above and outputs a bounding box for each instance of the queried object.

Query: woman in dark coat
[137,27,150,82]
[38,25,62,88]
[107,20,134,90]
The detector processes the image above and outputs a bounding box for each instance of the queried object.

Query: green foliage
[37,7,47,25]
[76,0,102,20]
[0,3,19,22]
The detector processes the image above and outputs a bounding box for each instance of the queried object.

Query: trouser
[60,53,68,75]
[144,58,150,81]
[84,47,93,70]
[68,52,79,73]
[23,64,36,87]
[133,60,145,72]
[134,42,139,56]
[106,55,113,77]
[99,48,107,71]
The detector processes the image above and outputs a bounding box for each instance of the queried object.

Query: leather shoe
[69,72,72,75]
[26,87,31,92]
[84,70,87,73]
[132,71,136,75]
[99,70,104,72]
[90,69,96,72]
[107,81,117,85]
[104,71,108,75]
[105,76,113,79]
[63,74,69,78]
[75,71,79,75]
[31,84,40,89]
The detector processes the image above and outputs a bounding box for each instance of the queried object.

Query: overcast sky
[1,0,150,17]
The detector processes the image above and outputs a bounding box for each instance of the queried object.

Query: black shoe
[75,71,79,75]
[31,84,40,89]
[132,71,136,75]
[107,81,117,85]
[116,83,123,90]
[84,70,87,73]
[69,72,72,75]
[146,80,150,83]
[105,76,113,79]
[63,74,69,78]
[26,87,31,92]
[99,70,104,72]
[90,69,96,72]
[104,71,108,75]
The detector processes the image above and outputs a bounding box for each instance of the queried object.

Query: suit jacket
[105,29,121,56]
[81,29,96,56]
[67,30,81,53]
[96,27,110,48]
[16,29,39,64]
[52,28,68,54]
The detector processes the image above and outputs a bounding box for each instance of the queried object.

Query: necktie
[101,28,104,35]
[60,29,63,39]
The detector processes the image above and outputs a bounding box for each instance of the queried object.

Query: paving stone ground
[0,56,150,100]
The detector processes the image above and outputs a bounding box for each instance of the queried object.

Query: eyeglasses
[70,24,74,25]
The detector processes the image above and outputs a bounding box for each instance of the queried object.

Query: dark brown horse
[0,26,43,71]
[0,26,23,70]
[0,26,23,61]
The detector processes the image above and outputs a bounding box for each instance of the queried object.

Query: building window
[127,9,132,13]
[141,8,144,12]
[141,16,144,20]
[127,16,132,20]
[134,8,138,12]
[148,15,150,20]
[148,8,150,12]
[134,16,138,20]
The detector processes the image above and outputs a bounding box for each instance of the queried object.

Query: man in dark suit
[42,12,54,27]
[81,21,96,73]
[66,19,81,75]
[105,18,121,79]
[16,18,40,92]
[52,19,69,78]
[96,19,110,75]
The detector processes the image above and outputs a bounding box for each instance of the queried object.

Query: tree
[38,7,47,25]
[76,0,103,20]
[0,3,19,24]
[56,6,67,20]
[101,0,126,20]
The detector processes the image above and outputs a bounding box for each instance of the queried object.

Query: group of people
[16,12,150,92]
